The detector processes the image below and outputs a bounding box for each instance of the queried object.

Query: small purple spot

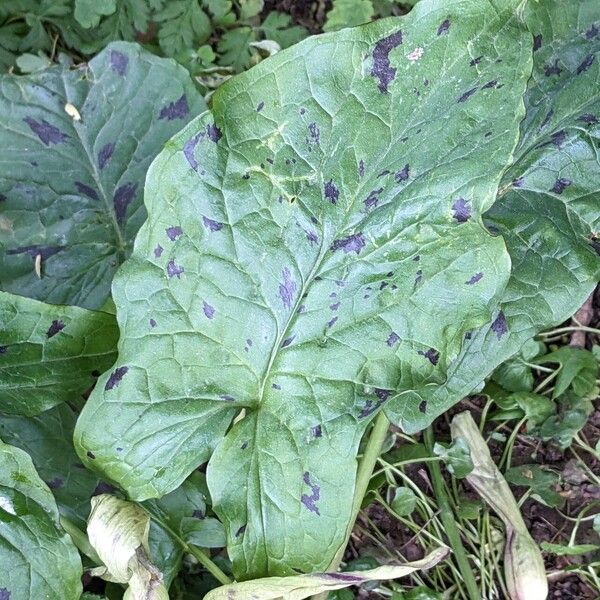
[203,216,223,232]
[452,198,471,223]
[257,101,265,112]
[305,229,319,244]
[395,164,410,182]
[577,54,595,75]
[236,525,246,537]
[220,394,235,401]
[203,301,215,319]
[418,348,439,365]
[419,400,427,414]
[159,94,189,120]
[326,316,338,329]
[308,122,320,144]
[512,177,524,188]
[544,60,562,77]
[46,319,65,338]
[86,451,96,460]
[301,472,321,515]
[282,335,295,348]
[491,311,508,339]
[543,130,566,148]
[578,113,598,125]
[413,255,420,261]
[551,178,571,194]
[92,481,117,496]
[465,272,483,285]
[437,19,450,35]
[358,159,365,177]
[297,304,306,314]
[279,267,297,310]
[105,366,128,390]
[311,425,322,438]
[166,226,183,241]
[167,260,184,278]
[110,50,128,76]
[387,332,400,346]
[192,509,205,519]
[206,123,222,142]
[415,270,422,284]
[46,477,63,489]
[23,117,68,146]
[150,319,157,328]
[371,30,403,93]
[331,233,366,255]
[154,244,163,258]
[272,383,281,390]
[113,182,137,224]
[364,188,383,210]
[98,142,115,170]
[457,87,477,103]
[533,34,542,51]
[324,180,339,204]
[330,301,340,311]
[375,388,391,400]
[184,132,204,172]
[585,24,599,39]
[241,441,248,450]
[75,181,98,200]
[470,56,482,66]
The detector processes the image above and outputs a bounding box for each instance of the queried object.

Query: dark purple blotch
[110,50,128,76]
[7,245,64,260]
[544,60,562,77]
[437,19,450,35]
[324,180,339,204]
[452,198,471,223]
[577,54,595,75]
[327,316,338,329]
[457,87,477,103]
[282,335,295,348]
[98,142,115,170]
[371,30,403,93]
[75,181,99,200]
[92,481,117,496]
[308,122,320,144]
[150,318,156,328]
[578,113,598,125]
[541,130,566,149]
[46,319,65,338]
[469,56,482,66]
[206,123,222,142]
[192,509,205,519]
[113,182,137,224]
[465,272,483,285]
[0,589,10,600]
[220,394,235,401]
[512,177,524,188]
[359,398,384,418]
[46,477,63,489]
[203,301,215,319]
[272,383,281,390]
[279,267,297,310]
[167,260,184,279]
[323,573,363,583]
[387,332,400,346]
[166,226,183,241]
[418,348,439,365]
[491,311,508,339]
[159,94,189,120]
[551,178,571,194]
[203,216,223,232]
[586,24,599,39]
[364,187,383,210]
[533,34,542,51]
[301,472,321,515]
[305,229,319,244]
[23,117,68,146]
[154,244,163,258]
[236,525,246,537]
[419,400,427,414]
[105,366,128,390]
[375,388,391,401]
[0,347,7,355]
[330,301,340,311]
[86,451,96,459]
[330,233,366,255]
[393,164,410,183]
[311,425,322,438]
[241,441,248,450]
[482,80,498,89]
[184,132,204,172]
[256,101,265,112]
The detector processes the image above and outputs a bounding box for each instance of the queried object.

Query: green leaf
[239,0,263,20]
[0,291,118,415]
[386,0,600,434]
[511,392,555,430]
[217,27,257,71]
[180,516,226,548]
[0,439,82,599]
[538,404,589,449]
[75,0,532,578]
[0,42,206,309]
[155,0,211,57]
[324,0,374,32]
[433,438,473,479]
[491,339,544,392]
[534,347,598,398]
[15,51,52,73]
[388,486,417,516]
[504,464,564,508]
[74,0,117,28]
[540,542,599,556]
[259,12,309,49]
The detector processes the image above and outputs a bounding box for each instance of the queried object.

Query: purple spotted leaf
[0,291,118,416]
[76,0,532,580]
[385,0,600,432]
[0,439,82,598]
[0,42,206,309]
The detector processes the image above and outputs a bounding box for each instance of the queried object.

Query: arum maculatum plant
[0,0,598,597]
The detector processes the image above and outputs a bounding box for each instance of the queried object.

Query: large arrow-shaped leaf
[385,0,600,431]
[0,42,206,309]
[75,0,532,578]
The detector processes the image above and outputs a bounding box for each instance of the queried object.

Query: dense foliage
[0,0,598,598]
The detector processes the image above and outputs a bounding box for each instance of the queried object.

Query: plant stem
[311,410,391,600]
[60,516,101,564]
[423,427,480,600]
